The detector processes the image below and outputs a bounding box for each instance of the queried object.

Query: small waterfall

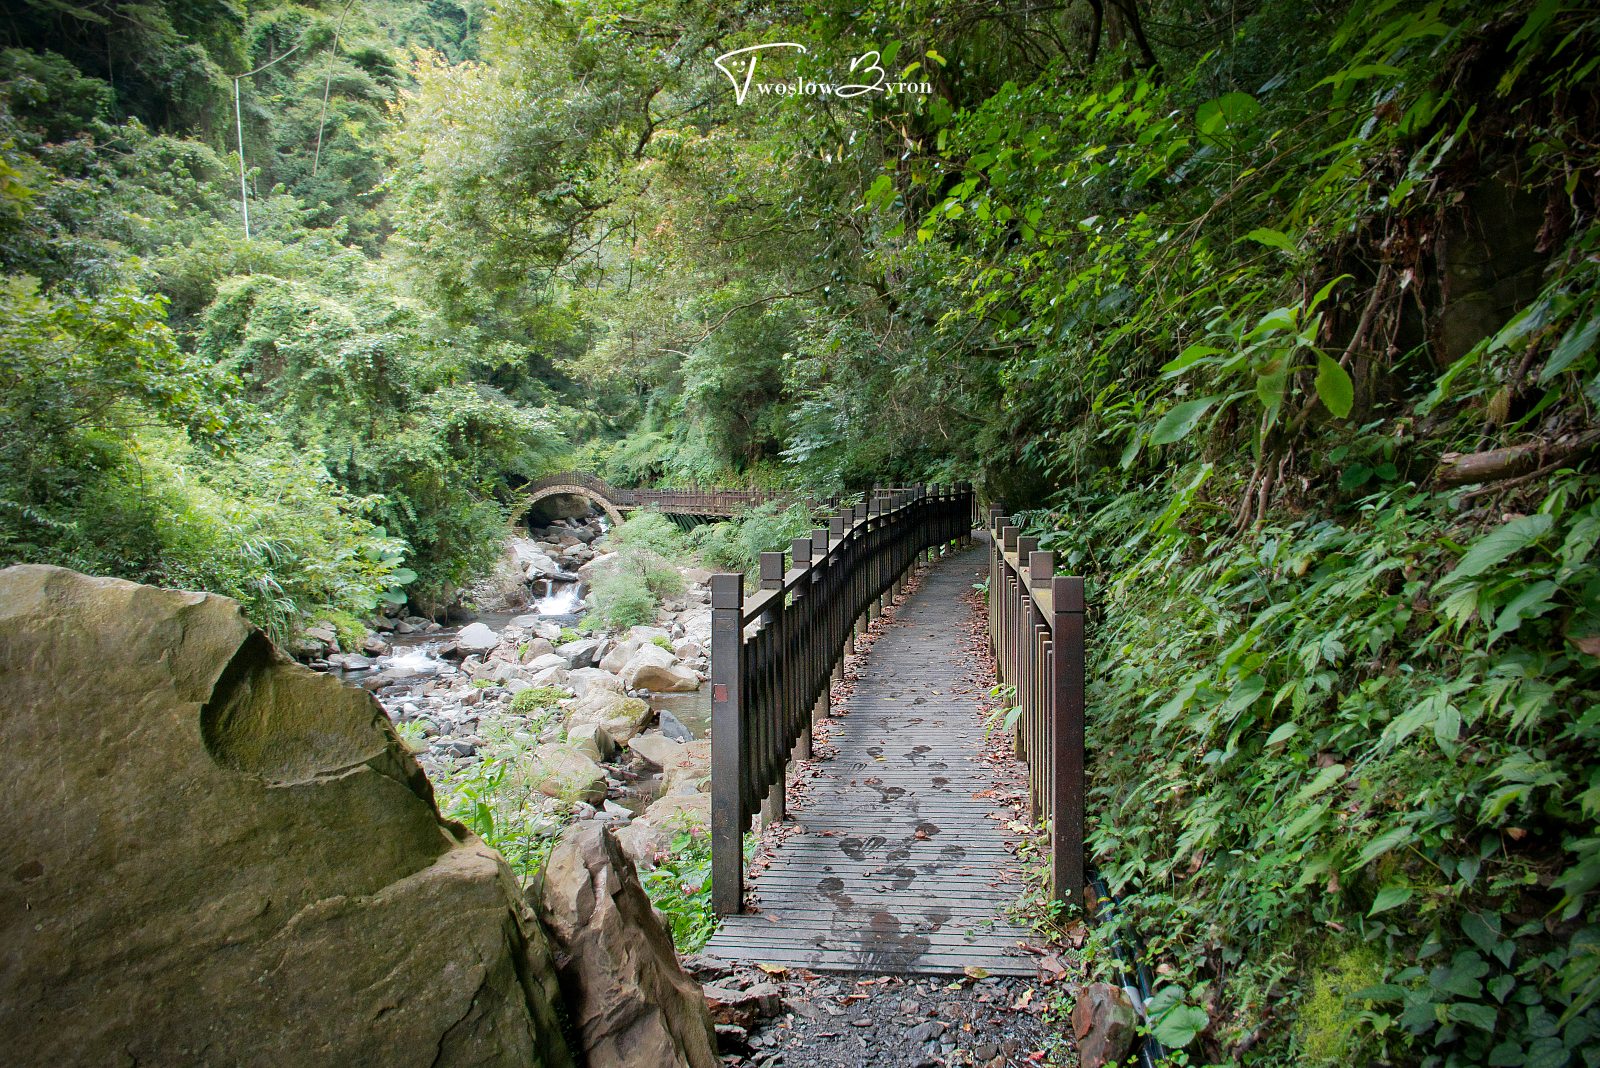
[533,582,581,616]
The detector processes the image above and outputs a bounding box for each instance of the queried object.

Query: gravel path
[694,959,1060,1068]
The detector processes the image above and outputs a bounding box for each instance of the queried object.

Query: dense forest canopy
[3,0,1600,1063]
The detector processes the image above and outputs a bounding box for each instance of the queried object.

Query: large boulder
[454,621,500,656]
[598,637,644,675]
[620,644,700,693]
[519,637,558,663]
[567,722,618,763]
[566,690,651,743]
[536,825,718,1068]
[525,652,569,674]
[0,565,574,1068]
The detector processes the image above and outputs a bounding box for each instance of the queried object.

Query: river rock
[556,637,604,669]
[566,691,651,743]
[529,665,571,689]
[660,740,712,795]
[525,653,570,674]
[0,564,574,1068]
[598,637,644,675]
[520,637,557,662]
[1072,982,1138,1068]
[568,722,617,763]
[454,621,500,656]
[628,732,683,768]
[657,708,695,742]
[621,644,700,693]
[536,824,718,1068]
[569,667,626,698]
[516,744,607,805]
[614,821,673,869]
[702,983,784,1029]
[643,791,711,831]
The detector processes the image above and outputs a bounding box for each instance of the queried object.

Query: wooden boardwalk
[703,545,1037,976]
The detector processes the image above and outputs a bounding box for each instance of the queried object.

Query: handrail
[709,483,977,915]
[986,506,1087,906]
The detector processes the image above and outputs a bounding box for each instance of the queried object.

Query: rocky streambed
[301,512,723,877]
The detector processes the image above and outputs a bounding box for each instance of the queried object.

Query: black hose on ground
[1088,871,1167,1068]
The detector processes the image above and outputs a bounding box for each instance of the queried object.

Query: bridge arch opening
[518,485,624,529]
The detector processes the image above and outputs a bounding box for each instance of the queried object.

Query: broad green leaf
[1433,700,1462,751]
[1146,987,1210,1048]
[1437,514,1554,588]
[1265,722,1298,748]
[1446,1002,1500,1032]
[1369,884,1413,915]
[1160,344,1223,377]
[1315,354,1355,417]
[1244,227,1295,252]
[1196,92,1261,142]
[1149,396,1220,445]
[1295,762,1346,802]
[1221,675,1267,716]
[1539,313,1599,382]
[1354,824,1417,869]
[1256,361,1289,410]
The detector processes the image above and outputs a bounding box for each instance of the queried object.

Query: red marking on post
[713,684,728,703]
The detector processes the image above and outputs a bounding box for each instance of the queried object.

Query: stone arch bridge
[514,472,781,526]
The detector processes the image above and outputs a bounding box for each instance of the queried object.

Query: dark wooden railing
[986,507,1087,906]
[630,486,780,516]
[710,484,977,915]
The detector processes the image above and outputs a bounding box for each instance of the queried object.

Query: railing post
[710,573,745,916]
[790,537,814,761]
[759,551,786,827]
[1053,575,1086,907]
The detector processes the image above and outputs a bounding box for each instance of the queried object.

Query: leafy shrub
[609,509,687,558]
[639,829,715,953]
[688,501,816,578]
[584,566,658,631]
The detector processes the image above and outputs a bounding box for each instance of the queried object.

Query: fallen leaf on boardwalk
[914,829,930,840]
[963,966,991,979]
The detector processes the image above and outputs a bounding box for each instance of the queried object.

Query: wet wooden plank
[704,545,1039,977]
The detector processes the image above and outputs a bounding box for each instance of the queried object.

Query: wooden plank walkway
[703,545,1037,976]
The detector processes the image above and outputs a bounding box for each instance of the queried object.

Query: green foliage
[0,0,570,634]
[584,566,661,632]
[392,718,427,754]
[687,502,817,578]
[314,610,367,652]
[510,686,569,718]
[638,829,716,953]
[581,509,693,631]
